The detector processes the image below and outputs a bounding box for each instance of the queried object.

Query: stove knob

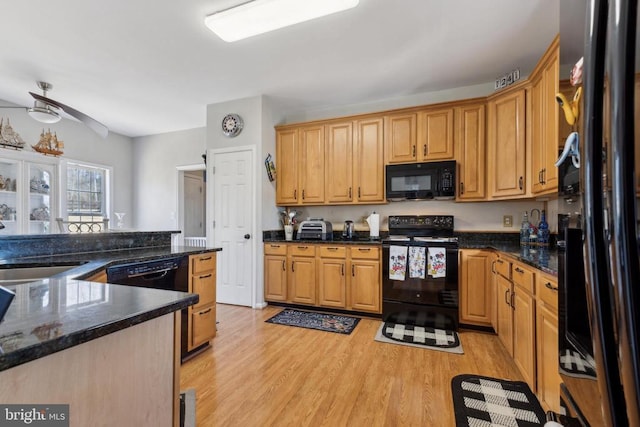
[416,293,421,298]
[445,217,453,227]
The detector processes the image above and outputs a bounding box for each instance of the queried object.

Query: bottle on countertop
[538,209,550,246]
[520,211,530,246]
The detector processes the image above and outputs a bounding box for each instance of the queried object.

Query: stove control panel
[388,215,454,231]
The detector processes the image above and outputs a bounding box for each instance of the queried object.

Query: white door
[209,147,254,307]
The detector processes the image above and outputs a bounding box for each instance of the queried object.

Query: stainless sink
[0,265,78,285]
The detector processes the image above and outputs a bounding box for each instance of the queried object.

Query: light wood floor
[180,304,523,426]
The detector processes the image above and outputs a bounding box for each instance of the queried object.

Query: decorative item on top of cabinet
[487,85,527,199]
[455,102,486,200]
[417,107,455,161]
[459,249,492,327]
[187,252,217,352]
[530,35,560,196]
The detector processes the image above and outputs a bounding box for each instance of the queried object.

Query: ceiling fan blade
[29,92,109,138]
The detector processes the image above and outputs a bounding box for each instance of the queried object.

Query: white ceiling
[0,0,562,138]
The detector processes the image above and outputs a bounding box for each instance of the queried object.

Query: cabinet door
[0,159,19,234]
[459,249,492,326]
[26,161,57,234]
[541,51,559,193]
[490,253,499,331]
[288,255,316,304]
[265,254,287,301]
[635,76,640,193]
[318,258,347,308]
[276,129,299,205]
[455,103,486,200]
[513,286,536,390]
[299,125,325,204]
[530,75,545,194]
[385,113,417,164]
[354,117,385,202]
[419,108,454,160]
[487,89,526,198]
[536,303,561,413]
[325,122,353,203]
[497,275,513,355]
[349,260,381,313]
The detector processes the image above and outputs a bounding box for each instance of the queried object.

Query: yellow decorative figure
[556,86,582,126]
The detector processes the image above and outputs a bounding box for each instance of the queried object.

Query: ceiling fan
[1,81,109,138]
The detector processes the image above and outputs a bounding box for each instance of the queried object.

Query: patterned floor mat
[374,321,463,354]
[265,309,360,334]
[451,374,546,427]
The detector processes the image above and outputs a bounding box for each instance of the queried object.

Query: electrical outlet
[503,215,513,227]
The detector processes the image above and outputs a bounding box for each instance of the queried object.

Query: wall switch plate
[503,215,513,227]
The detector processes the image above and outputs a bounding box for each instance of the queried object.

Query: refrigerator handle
[608,0,640,424]
[583,0,628,425]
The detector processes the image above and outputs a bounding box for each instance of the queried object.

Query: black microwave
[558,150,580,196]
[385,160,456,200]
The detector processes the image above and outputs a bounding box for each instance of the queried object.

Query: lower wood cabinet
[459,249,493,326]
[535,274,561,413]
[187,252,217,351]
[264,243,381,314]
[490,253,561,411]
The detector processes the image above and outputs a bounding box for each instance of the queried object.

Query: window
[66,163,109,222]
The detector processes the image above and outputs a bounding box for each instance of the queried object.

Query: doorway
[208,146,256,307]
[177,164,206,247]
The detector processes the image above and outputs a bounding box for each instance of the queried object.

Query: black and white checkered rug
[559,349,597,379]
[374,321,463,354]
[451,374,545,427]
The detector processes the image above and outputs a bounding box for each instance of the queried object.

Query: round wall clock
[222,113,243,137]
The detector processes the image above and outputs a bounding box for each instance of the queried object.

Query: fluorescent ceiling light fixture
[205,0,360,42]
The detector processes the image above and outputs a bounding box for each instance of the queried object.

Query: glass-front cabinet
[0,150,59,235]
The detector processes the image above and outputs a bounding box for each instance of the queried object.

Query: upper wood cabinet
[354,117,385,202]
[487,86,527,199]
[384,112,417,164]
[418,108,455,161]
[325,121,354,203]
[455,102,486,200]
[275,129,299,205]
[530,36,560,195]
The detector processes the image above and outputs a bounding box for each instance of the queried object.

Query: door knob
[244,234,251,239]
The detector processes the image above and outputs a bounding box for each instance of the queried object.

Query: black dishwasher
[106,256,188,292]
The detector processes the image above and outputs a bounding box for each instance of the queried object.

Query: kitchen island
[0,231,221,427]
[0,277,197,427]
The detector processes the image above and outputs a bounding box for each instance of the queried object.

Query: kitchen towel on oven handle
[389,245,408,281]
[408,246,426,279]
[427,247,446,278]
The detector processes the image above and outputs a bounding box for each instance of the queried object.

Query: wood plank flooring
[180,304,523,426]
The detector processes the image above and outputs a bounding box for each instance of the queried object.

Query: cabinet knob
[423,144,427,156]
[545,282,558,292]
[514,267,524,274]
[459,182,464,195]
[412,145,416,157]
[519,176,523,190]
[244,234,251,239]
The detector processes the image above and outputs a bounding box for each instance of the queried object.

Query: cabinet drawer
[319,245,347,258]
[192,253,216,274]
[494,257,511,278]
[192,272,216,308]
[512,263,535,294]
[537,274,558,311]
[350,246,380,260]
[288,245,316,257]
[191,305,216,349]
[264,243,287,255]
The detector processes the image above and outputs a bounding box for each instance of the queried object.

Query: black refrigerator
[559,0,640,426]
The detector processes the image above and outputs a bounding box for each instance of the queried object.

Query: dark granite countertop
[459,240,557,276]
[0,245,222,280]
[0,245,223,371]
[0,278,198,371]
